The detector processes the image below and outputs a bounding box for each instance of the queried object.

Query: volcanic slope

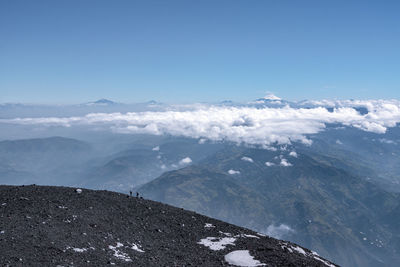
[0,185,335,266]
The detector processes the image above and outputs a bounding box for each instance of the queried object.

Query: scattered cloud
[152,146,160,151]
[379,138,396,145]
[280,158,292,167]
[2,99,400,146]
[241,156,254,163]
[179,157,192,165]
[265,162,275,167]
[228,169,241,175]
[289,151,297,158]
[264,224,294,239]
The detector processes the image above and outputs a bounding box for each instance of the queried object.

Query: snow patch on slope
[224,250,266,266]
[198,237,236,251]
[108,242,132,262]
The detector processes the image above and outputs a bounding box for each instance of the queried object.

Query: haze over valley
[2,97,400,266]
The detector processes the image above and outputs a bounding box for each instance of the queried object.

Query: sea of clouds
[1,99,400,146]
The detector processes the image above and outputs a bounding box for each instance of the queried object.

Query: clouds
[228,169,241,175]
[264,224,294,239]
[179,157,192,165]
[241,156,254,163]
[2,99,400,146]
[279,158,292,167]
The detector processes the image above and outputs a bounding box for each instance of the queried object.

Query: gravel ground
[0,185,336,266]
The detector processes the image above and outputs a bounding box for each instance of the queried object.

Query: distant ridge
[85,99,117,106]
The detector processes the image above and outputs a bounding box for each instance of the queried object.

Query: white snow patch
[228,169,241,175]
[265,161,275,166]
[312,251,319,256]
[282,245,293,253]
[179,157,192,165]
[291,245,306,256]
[238,234,260,239]
[0,230,5,234]
[204,223,215,228]
[73,248,87,253]
[313,255,336,267]
[66,246,89,253]
[198,237,236,251]
[224,250,266,266]
[280,158,292,167]
[241,156,254,163]
[219,231,233,237]
[75,188,82,194]
[1,203,6,206]
[130,243,144,253]
[152,146,160,151]
[108,242,132,262]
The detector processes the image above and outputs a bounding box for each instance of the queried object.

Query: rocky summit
[0,185,336,266]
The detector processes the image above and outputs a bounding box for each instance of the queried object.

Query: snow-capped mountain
[249,94,292,107]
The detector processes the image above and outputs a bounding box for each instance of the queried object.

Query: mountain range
[1,98,400,266]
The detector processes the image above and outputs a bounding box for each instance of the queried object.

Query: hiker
[136,192,139,198]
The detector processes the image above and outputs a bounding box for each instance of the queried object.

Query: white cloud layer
[2,99,400,146]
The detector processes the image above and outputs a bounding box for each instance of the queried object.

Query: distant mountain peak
[85,99,117,106]
[146,100,158,105]
[94,99,115,104]
[262,94,281,101]
[251,94,286,105]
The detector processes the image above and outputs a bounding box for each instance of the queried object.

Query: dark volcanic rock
[0,185,336,266]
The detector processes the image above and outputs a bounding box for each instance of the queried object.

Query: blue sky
[0,0,399,104]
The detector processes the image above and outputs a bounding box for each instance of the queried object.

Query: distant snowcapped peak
[262,94,281,101]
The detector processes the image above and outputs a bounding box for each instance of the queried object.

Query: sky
[0,0,399,104]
